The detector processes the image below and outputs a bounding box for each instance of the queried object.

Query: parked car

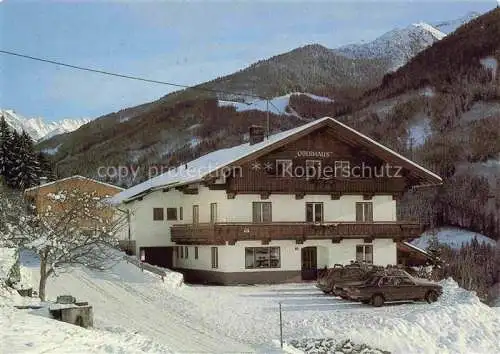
[316,263,375,295]
[343,273,443,307]
[332,267,390,298]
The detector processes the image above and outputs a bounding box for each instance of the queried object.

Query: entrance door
[301,247,318,280]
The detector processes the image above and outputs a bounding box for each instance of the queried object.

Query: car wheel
[371,294,384,307]
[425,290,439,303]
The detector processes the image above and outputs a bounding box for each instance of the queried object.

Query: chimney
[249,125,265,145]
[39,176,48,186]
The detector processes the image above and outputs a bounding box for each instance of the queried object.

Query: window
[184,246,189,259]
[252,202,272,223]
[306,202,323,223]
[305,160,321,178]
[176,246,180,259]
[245,247,280,269]
[153,208,164,221]
[335,160,350,178]
[210,203,217,223]
[166,208,177,221]
[356,202,373,222]
[276,159,292,177]
[180,246,184,258]
[398,277,415,286]
[195,246,199,260]
[356,245,373,264]
[179,207,183,220]
[192,205,199,224]
[211,247,218,269]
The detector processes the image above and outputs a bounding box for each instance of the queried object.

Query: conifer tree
[37,151,56,181]
[0,116,15,182]
[8,130,40,189]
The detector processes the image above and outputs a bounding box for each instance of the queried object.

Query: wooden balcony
[170,221,422,245]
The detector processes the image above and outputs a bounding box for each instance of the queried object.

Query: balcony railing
[170,221,422,245]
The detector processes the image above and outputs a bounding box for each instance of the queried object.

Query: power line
[0,49,264,99]
[0,49,311,132]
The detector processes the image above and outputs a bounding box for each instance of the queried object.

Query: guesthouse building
[112,117,442,284]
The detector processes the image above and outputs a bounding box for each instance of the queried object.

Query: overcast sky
[0,0,495,122]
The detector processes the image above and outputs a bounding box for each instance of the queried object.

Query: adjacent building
[24,175,124,230]
[112,117,442,284]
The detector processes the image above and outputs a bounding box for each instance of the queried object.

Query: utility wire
[0,49,265,99]
[0,49,312,131]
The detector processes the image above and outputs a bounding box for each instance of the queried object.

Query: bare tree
[0,186,127,301]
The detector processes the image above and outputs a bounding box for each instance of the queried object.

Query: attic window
[153,208,164,221]
[166,208,177,220]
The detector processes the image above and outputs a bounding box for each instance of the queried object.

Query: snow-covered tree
[0,186,127,301]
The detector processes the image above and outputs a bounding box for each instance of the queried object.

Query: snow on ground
[1,305,173,353]
[219,92,334,115]
[407,117,432,148]
[411,227,497,250]
[41,144,62,156]
[480,56,498,81]
[20,251,254,353]
[14,250,500,354]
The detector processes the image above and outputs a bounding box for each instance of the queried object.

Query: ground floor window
[195,246,199,259]
[245,247,280,269]
[356,244,373,264]
[211,247,218,268]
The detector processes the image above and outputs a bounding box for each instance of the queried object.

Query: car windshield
[366,276,381,285]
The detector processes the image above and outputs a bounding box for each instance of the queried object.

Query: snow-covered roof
[400,241,433,259]
[112,117,442,204]
[24,175,124,194]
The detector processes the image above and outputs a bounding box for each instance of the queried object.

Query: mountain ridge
[334,12,480,71]
[0,109,89,141]
[35,11,486,182]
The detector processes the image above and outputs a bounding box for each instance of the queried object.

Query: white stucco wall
[157,186,396,224]
[174,238,397,272]
[123,185,397,257]
[124,188,185,253]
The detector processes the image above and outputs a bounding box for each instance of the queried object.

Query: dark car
[316,263,372,295]
[344,273,443,307]
[332,267,389,298]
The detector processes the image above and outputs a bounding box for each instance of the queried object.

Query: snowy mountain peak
[0,109,90,142]
[335,13,479,71]
[412,22,446,40]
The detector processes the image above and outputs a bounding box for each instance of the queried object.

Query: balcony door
[301,246,317,280]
